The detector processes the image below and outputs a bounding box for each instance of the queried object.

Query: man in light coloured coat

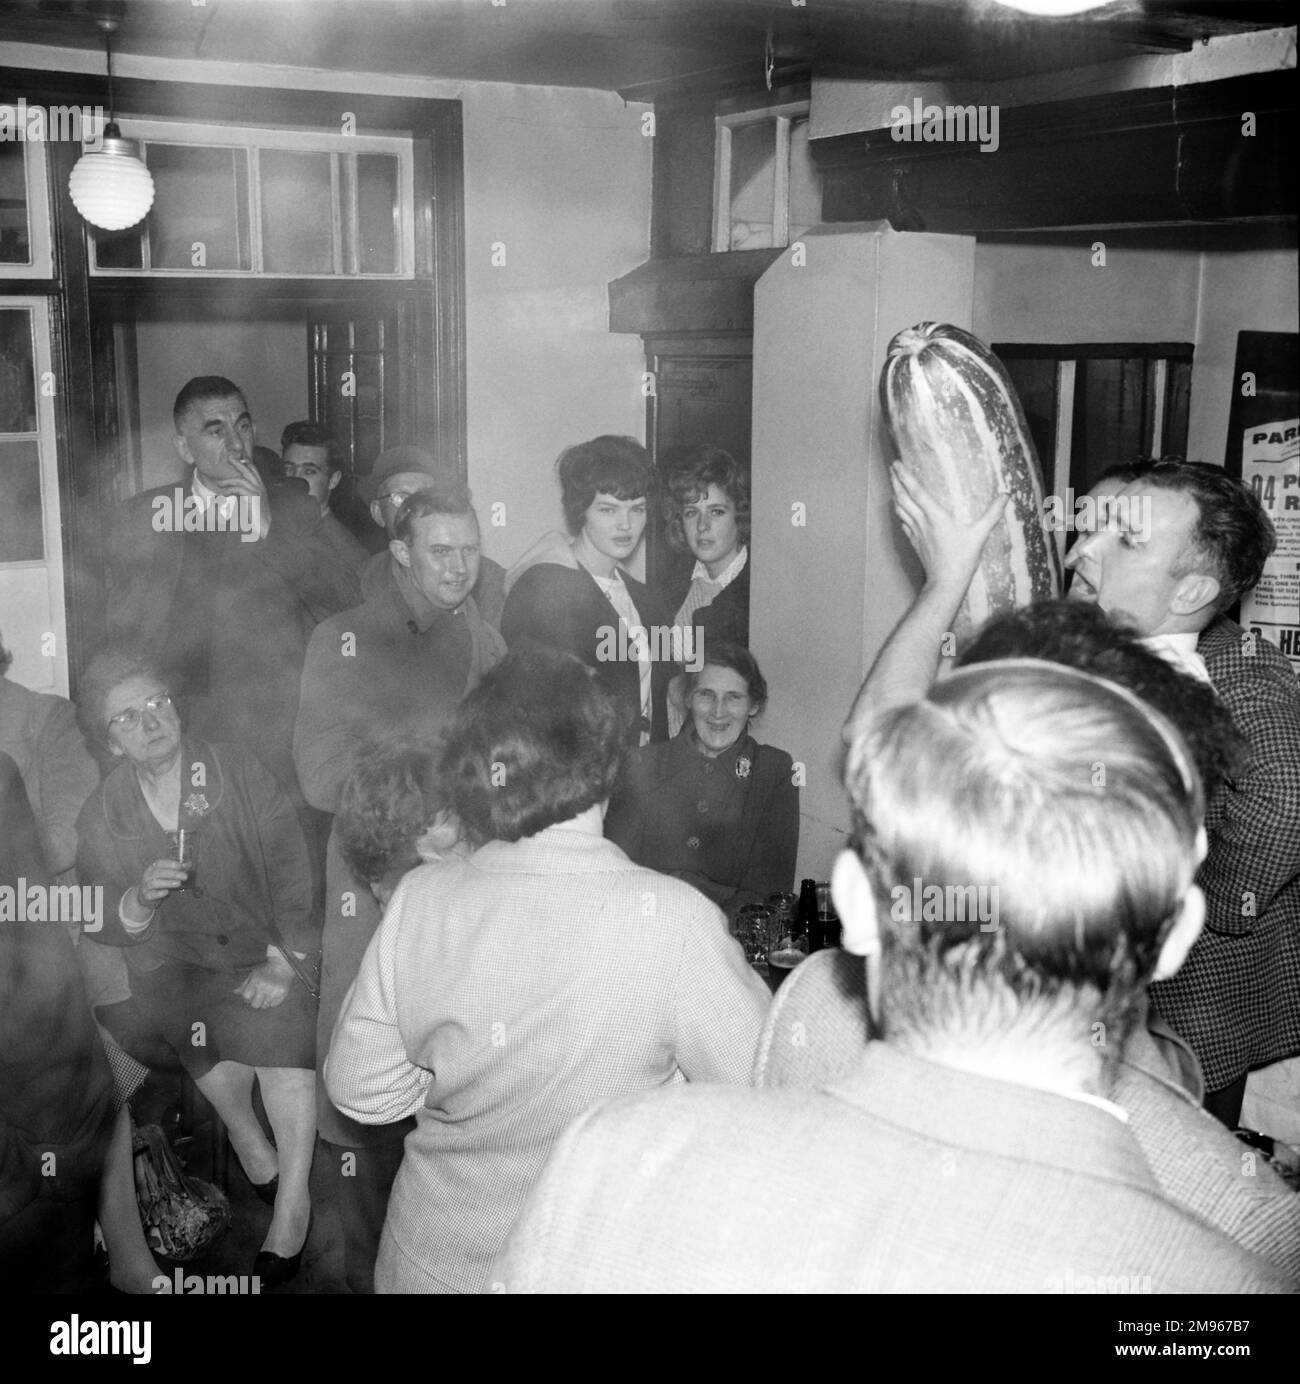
[492,661,1294,1293]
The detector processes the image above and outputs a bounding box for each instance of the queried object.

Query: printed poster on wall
[1224,332,1299,674]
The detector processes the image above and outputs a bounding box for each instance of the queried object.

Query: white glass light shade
[68,128,155,232]
[992,0,1112,13]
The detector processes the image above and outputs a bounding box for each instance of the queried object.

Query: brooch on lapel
[183,793,211,817]
[735,757,751,780]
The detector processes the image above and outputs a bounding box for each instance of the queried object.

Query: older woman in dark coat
[75,647,317,1285]
[606,642,798,913]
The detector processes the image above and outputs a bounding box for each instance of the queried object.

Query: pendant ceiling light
[991,0,1113,13]
[67,11,155,231]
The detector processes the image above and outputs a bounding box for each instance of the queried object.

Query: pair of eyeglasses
[108,692,174,732]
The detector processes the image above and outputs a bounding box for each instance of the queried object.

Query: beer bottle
[796,878,821,951]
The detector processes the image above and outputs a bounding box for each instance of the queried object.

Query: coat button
[215,934,229,946]
[686,836,701,850]
[697,800,709,813]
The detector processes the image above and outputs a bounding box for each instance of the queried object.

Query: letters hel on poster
[1225,332,1299,674]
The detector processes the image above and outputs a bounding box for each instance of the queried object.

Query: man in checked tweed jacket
[1067,460,1300,1127]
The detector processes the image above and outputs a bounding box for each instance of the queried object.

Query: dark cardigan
[666,559,751,650]
[501,561,671,743]
[605,727,798,911]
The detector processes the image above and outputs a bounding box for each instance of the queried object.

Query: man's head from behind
[835,661,1206,1061]
[958,599,1246,801]
[172,376,252,488]
[1067,460,1275,636]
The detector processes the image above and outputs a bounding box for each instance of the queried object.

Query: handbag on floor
[131,1117,231,1262]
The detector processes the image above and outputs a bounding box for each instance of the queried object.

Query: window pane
[0,143,31,265]
[356,154,398,273]
[1000,357,1057,487]
[0,439,44,562]
[0,309,37,433]
[261,149,335,274]
[147,144,250,270]
[91,225,145,269]
[1072,358,1153,490]
[729,120,775,250]
[788,118,822,242]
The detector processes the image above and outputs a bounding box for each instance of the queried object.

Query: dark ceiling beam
[811,70,1295,231]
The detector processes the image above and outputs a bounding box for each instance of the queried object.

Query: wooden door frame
[0,64,465,678]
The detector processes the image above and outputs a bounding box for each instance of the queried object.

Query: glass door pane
[146,144,251,270]
[261,150,337,274]
[0,142,32,266]
[0,299,69,694]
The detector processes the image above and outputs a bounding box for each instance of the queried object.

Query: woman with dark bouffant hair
[326,646,769,1294]
[500,436,670,744]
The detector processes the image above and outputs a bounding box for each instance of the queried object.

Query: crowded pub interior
[1,0,1297,1319]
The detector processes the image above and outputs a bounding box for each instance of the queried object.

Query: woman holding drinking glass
[74,647,317,1285]
[605,641,798,912]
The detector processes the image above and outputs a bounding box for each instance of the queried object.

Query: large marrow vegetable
[880,321,1062,642]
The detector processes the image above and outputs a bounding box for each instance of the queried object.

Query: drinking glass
[165,828,199,894]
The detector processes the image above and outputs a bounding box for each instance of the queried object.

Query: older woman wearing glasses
[74,646,318,1286]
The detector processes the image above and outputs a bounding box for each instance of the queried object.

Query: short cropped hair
[681,640,769,716]
[280,420,337,466]
[662,445,751,551]
[959,599,1246,800]
[847,660,1203,1045]
[1138,460,1276,609]
[439,648,625,842]
[75,646,172,752]
[336,737,455,885]
[556,436,654,536]
[173,376,244,432]
[392,484,477,545]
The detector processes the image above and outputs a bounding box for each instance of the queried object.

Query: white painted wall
[1187,235,1299,467]
[751,225,976,883]
[459,84,651,568]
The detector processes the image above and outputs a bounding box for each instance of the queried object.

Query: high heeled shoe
[253,1244,303,1289]
[253,1213,311,1289]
